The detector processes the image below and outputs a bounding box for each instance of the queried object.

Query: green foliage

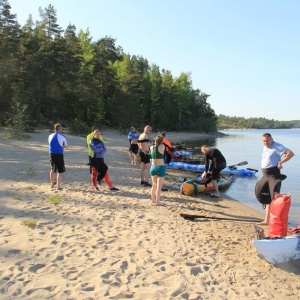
[5,101,33,131]
[0,128,30,139]
[21,218,38,229]
[48,195,62,205]
[218,115,295,129]
[288,120,300,128]
[18,166,35,178]
[69,118,90,135]
[0,1,218,133]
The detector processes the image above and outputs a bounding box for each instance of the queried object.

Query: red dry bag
[268,194,291,238]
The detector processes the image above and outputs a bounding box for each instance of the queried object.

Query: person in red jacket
[160,131,175,164]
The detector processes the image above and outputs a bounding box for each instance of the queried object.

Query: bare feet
[257,221,269,225]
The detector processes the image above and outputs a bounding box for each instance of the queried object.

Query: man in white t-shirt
[258,133,294,225]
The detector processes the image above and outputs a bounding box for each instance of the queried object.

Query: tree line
[217,115,296,129]
[0,0,217,133]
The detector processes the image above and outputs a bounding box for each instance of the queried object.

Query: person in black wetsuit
[201,145,226,198]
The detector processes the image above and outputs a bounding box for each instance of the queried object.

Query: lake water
[182,128,300,226]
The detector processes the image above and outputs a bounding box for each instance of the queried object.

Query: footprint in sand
[7,249,21,256]
[53,255,64,262]
[80,282,95,292]
[28,263,46,273]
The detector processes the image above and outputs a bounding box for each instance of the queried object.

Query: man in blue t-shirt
[258,133,294,225]
[128,127,140,164]
[48,123,68,190]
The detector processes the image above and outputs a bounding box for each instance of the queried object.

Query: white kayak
[252,236,300,264]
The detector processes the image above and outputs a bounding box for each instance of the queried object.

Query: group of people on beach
[48,123,119,192]
[191,134,294,225]
[126,127,295,223]
[49,123,295,222]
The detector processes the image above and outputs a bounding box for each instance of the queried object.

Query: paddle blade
[180,213,197,219]
[228,161,248,168]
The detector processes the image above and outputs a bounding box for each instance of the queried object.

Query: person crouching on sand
[89,129,119,191]
[150,135,166,206]
[201,145,226,198]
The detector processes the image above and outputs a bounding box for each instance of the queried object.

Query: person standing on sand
[137,125,152,186]
[257,133,294,225]
[128,127,140,165]
[201,145,226,198]
[87,126,103,171]
[130,128,140,165]
[89,129,119,191]
[48,123,67,190]
[150,135,166,205]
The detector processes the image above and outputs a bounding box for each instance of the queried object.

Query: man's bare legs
[50,170,63,190]
[56,173,63,190]
[257,191,279,225]
[129,151,134,164]
[50,170,55,187]
[140,162,150,183]
[211,180,220,197]
[132,153,137,165]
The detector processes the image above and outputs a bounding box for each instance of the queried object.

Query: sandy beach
[0,127,299,300]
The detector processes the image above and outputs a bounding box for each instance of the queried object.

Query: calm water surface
[180,128,300,226]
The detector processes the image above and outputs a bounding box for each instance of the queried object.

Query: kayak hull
[252,236,300,264]
[197,176,233,192]
[172,156,204,165]
[168,162,256,176]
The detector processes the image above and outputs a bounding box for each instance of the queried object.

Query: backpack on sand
[180,180,198,196]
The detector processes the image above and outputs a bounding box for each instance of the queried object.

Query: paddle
[180,213,260,223]
[227,161,248,169]
[247,167,259,172]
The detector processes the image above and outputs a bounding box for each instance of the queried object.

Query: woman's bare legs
[150,176,165,205]
[155,177,165,205]
[151,175,157,203]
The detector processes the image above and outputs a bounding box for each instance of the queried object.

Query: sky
[7,0,300,121]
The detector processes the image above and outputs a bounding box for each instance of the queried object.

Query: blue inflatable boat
[168,162,256,176]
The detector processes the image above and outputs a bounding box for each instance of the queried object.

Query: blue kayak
[168,162,256,176]
[173,150,193,157]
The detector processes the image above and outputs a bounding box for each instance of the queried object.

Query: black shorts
[50,154,65,173]
[139,150,150,164]
[130,144,139,155]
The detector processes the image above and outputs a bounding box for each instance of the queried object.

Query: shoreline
[0,128,299,299]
